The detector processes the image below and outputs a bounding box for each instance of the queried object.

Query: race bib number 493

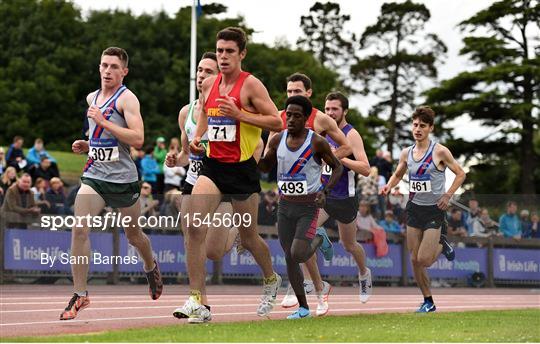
[89,138,119,162]
[278,173,308,196]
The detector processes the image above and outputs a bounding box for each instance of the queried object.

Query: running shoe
[316,281,332,316]
[280,280,315,308]
[257,273,282,317]
[145,258,163,300]
[359,268,372,303]
[440,234,455,261]
[316,227,334,261]
[415,300,436,313]
[59,293,90,320]
[287,306,311,319]
[173,296,212,323]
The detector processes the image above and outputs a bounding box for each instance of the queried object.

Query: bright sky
[72,0,498,143]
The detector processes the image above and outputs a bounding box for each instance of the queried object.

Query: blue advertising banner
[4,229,113,272]
[493,248,540,280]
[407,247,488,278]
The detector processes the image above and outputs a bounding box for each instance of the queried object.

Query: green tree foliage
[350,0,447,155]
[426,0,539,194]
[0,0,342,153]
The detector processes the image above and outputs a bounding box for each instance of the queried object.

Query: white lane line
[1,304,538,327]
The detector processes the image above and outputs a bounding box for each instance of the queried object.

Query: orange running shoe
[146,258,163,300]
[59,293,90,320]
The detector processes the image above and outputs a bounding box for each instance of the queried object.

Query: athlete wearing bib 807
[259,95,343,319]
[187,27,283,318]
[380,106,466,313]
[63,47,163,320]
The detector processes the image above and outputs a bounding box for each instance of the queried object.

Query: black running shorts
[406,201,446,232]
[324,195,359,224]
[277,199,319,242]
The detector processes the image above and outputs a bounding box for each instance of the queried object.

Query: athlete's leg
[118,198,154,271]
[417,228,443,267]
[338,221,368,275]
[232,193,274,278]
[407,226,431,297]
[71,184,105,293]
[205,202,238,261]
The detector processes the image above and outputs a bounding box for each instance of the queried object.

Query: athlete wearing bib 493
[64,47,162,321]
[259,95,343,320]
[381,106,466,314]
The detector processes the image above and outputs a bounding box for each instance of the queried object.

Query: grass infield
[9,309,540,342]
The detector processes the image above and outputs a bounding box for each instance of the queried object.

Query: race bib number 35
[410,174,432,193]
[89,138,119,162]
[278,173,308,196]
[208,117,236,142]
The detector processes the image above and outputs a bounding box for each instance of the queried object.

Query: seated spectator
[471,208,499,237]
[6,136,28,172]
[29,156,59,184]
[0,147,7,175]
[258,189,278,226]
[357,167,380,218]
[160,189,182,218]
[31,177,51,213]
[140,182,159,218]
[520,209,533,238]
[169,138,180,155]
[499,201,522,239]
[27,138,57,167]
[131,147,144,180]
[163,148,186,193]
[529,213,540,239]
[1,166,18,194]
[356,201,382,232]
[378,210,403,234]
[1,173,40,228]
[447,208,468,237]
[464,198,481,234]
[388,187,407,224]
[45,177,69,215]
[65,182,81,215]
[141,146,160,195]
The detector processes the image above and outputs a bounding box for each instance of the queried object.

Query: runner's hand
[437,193,451,210]
[189,136,205,155]
[72,140,89,154]
[380,184,390,196]
[216,95,241,119]
[87,105,106,126]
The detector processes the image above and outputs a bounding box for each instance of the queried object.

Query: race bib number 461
[89,138,119,162]
[278,173,308,196]
[409,174,432,193]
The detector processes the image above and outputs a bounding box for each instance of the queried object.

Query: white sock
[75,290,87,297]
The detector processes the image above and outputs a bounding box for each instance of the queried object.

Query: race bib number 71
[208,117,236,142]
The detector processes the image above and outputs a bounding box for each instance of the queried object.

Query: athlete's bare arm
[86,90,144,149]
[190,77,214,154]
[380,148,409,196]
[313,133,343,207]
[434,144,466,210]
[217,77,282,132]
[341,129,370,176]
[176,104,191,166]
[258,132,283,173]
[315,112,351,159]
[72,91,99,154]
[253,138,265,163]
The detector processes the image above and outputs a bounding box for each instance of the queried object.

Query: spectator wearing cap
[29,156,59,185]
[1,173,40,228]
[6,136,28,172]
[27,138,57,167]
[520,209,533,238]
[141,145,160,195]
[153,136,167,196]
[499,201,522,239]
[378,210,402,234]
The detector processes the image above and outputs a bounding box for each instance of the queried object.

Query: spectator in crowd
[163,145,186,193]
[31,177,51,213]
[141,145,160,194]
[529,212,540,239]
[257,189,278,226]
[370,149,393,182]
[0,147,7,175]
[388,187,407,224]
[6,136,28,172]
[160,189,182,218]
[45,177,69,215]
[378,210,403,234]
[1,166,18,194]
[499,201,522,239]
[1,173,40,228]
[140,182,159,218]
[447,208,468,237]
[356,200,382,232]
[27,138,57,167]
[463,198,481,234]
[471,208,499,237]
[65,182,81,215]
[169,138,180,154]
[520,209,532,238]
[357,166,380,218]
[131,147,144,180]
[153,136,167,195]
[29,156,59,184]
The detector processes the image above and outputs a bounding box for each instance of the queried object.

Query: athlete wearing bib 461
[64,47,162,321]
[259,95,343,320]
[380,106,466,313]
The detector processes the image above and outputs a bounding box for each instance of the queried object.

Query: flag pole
[189,0,197,103]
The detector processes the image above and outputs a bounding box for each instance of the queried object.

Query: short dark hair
[412,106,435,126]
[285,96,312,117]
[13,135,23,143]
[286,73,312,91]
[216,27,247,51]
[507,201,517,208]
[144,145,154,155]
[325,92,349,110]
[102,47,129,67]
[201,51,217,62]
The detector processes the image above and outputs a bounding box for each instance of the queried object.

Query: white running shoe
[173,296,212,323]
[359,268,372,303]
[257,273,282,317]
[316,280,332,316]
[280,280,315,308]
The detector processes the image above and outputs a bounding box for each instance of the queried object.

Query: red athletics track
[1,284,539,338]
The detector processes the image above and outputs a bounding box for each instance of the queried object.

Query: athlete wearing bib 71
[259,95,343,319]
[380,106,466,313]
